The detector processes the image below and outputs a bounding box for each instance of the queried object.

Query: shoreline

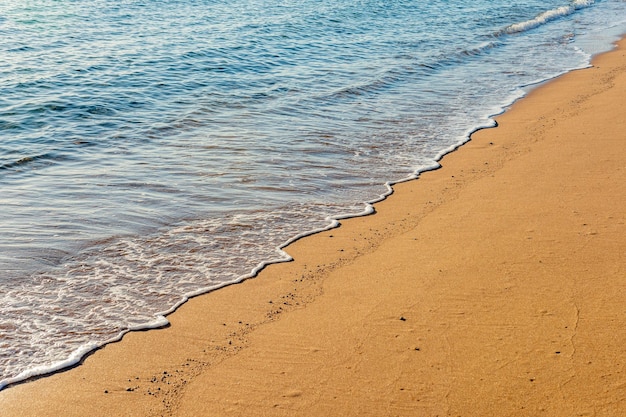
[0,82,509,392]
[1,36,625,416]
[0,26,619,394]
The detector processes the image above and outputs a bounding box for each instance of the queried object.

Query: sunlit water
[1,0,625,389]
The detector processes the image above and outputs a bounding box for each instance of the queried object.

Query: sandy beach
[1,36,625,416]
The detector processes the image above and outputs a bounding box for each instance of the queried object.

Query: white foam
[0,314,170,391]
[504,1,595,34]
[572,0,595,8]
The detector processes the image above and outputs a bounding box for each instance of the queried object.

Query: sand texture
[1,38,625,416]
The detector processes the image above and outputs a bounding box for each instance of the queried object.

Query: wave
[502,0,595,35]
[324,40,503,101]
[0,153,57,171]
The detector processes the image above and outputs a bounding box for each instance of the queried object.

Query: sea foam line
[503,0,595,34]
[0,316,168,391]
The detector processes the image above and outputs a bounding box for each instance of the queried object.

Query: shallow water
[1,0,625,388]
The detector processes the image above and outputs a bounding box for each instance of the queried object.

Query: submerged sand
[1,38,625,416]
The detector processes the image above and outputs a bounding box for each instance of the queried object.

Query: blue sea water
[0,0,625,389]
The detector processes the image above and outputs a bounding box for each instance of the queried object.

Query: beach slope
[1,38,625,416]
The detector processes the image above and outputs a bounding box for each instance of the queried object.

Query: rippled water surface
[1,0,625,388]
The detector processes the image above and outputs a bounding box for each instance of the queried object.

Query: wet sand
[1,37,625,416]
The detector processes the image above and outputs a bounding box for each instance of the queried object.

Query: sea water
[1,0,625,389]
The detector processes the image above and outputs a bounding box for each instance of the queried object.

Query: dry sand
[1,37,625,417]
